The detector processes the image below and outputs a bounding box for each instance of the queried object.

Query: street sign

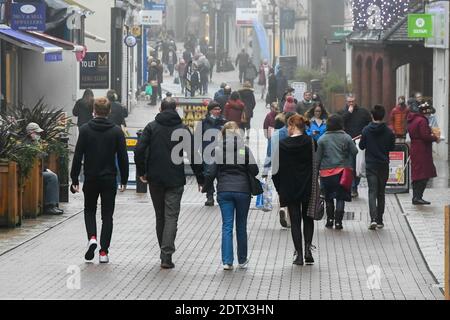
[333,29,352,39]
[140,10,163,26]
[11,2,46,31]
[236,8,258,26]
[425,1,449,49]
[408,14,433,38]
[201,2,209,14]
[291,82,307,102]
[280,9,295,30]
[79,52,109,89]
[124,35,137,47]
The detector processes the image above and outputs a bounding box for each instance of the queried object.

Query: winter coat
[134,110,204,188]
[263,111,277,131]
[235,52,250,68]
[71,117,129,185]
[72,99,93,127]
[276,73,288,100]
[224,99,245,124]
[296,100,313,116]
[108,101,128,127]
[216,93,231,112]
[238,88,256,119]
[272,135,316,207]
[306,119,327,141]
[267,74,278,104]
[244,64,258,81]
[389,104,410,137]
[339,105,372,139]
[407,112,438,181]
[204,134,259,194]
[195,114,226,152]
[317,131,358,170]
[359,122,395,168]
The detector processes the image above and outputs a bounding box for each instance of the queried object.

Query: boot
[335,211,344,230]
[205,194,214,206]
[293,250,303,265]
[325,200,334,229]
[304,243,315,265]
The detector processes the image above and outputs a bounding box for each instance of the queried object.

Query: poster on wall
[79,52,109,89]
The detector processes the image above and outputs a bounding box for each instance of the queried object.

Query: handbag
[256,178,273,211]
[339,167,353,192]
[355,139,366,178]
[145,85,153,96]
[307,138,325,221]
[241,110,248,124]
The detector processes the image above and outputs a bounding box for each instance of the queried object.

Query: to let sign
[11,2,46,31]
[80,52,109,89]
[408,14,433,38]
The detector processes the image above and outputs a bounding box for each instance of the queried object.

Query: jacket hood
[88,117,116,132]
[156,110,182,127]
[280,135,311,152]
[365,122,388,135]
[407,111,425,123]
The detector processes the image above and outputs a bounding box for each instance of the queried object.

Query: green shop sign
[408,14,433,38]
[333,29,352,39]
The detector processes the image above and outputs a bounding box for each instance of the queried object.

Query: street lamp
[211,0,222,55]
[269,0,277,67]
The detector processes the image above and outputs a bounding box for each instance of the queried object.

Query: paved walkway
[0,69,445,300]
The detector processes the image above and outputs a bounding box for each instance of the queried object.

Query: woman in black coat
[73,89,94,127]
[272,114,316,266]
[267,68,277,105]
[238,81,256,133]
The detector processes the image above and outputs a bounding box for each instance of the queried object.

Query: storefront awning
[0,28,63,54]
[27,31,85,52]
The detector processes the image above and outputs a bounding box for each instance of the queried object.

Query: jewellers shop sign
[80,52,109,89]
[11,1,46,31]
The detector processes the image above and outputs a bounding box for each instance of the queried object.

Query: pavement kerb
[394,194,443,294]
[0,209,84,258]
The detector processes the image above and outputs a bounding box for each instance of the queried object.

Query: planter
[0,162,22,227]
[45,136,69,203]
[22,159,43,218]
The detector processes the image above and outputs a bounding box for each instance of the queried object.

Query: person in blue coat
[306,103,329,141]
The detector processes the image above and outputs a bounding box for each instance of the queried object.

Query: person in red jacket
[407,104,441,205]
[224,91,245,128]
[389,96,410,139]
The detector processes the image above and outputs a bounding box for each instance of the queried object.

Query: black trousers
[412,179,429,200]
[366,165,389,223]
[149,185,184,261]
[239,66,246,83]
[287,199,314,257]
[83,179,117,254]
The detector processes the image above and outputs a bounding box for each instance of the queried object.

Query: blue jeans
[351,153,360,191]
[217,192,251,265]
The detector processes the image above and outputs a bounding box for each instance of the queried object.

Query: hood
[365,122,388,135]
[88,118,116,132]
[155,110,182,127]
[280,135,310,152]
[407,111,425,123]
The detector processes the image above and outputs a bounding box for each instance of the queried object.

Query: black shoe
[279,209,289,228]
[335,222,343,230]
[161,257,175,269]
[205,196,214,207]
[325,218,334,229]
[412,198,431,205]
[351,189,359,198]
[293,256,304,266]
[304,244,315,265]
[44,205,63,215]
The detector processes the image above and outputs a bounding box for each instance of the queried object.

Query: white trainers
[84,237,97,261]
[99,251,109,264]
[238,259,249,269]
[223,264,233,270]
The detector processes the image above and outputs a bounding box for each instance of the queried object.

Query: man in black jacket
[70,97,129,264]
[134,98,204,269]
[107,90,128,127]
[339,95,372,198]
[359,105,395,230]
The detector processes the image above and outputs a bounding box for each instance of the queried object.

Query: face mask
[31,133,41,142]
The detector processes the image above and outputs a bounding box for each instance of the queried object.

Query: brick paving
[0,69,445,300]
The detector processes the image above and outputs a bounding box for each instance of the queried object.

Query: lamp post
[211,0,222,55]
[270,0,277,67]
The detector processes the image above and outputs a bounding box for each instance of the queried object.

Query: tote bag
[307,138,325,221]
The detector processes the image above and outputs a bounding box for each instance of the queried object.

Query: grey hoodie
[317,130,358,170]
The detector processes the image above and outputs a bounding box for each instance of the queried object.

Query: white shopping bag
[354,138,366,178]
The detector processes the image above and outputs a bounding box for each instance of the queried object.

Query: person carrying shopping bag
[203,121,259,270]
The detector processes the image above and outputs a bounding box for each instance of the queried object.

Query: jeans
[83,178,117,254]
[217,192,251,265]
[149,185,184,261]
[287,199,314,257]
[412,179,429,200]
[366,165,389,223]
[43,171,59,206]
[325,199,345,222]
[201,80,208,95]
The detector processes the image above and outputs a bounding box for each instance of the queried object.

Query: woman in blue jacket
[306,103,329,141]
